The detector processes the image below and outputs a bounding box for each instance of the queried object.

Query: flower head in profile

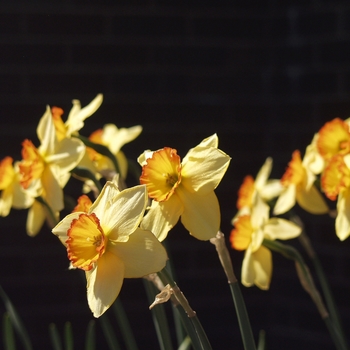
[139,134,231,241]
[52,180,167,317]
[234,158,282,219]
[273,150,328,216]
[0,156,37,216]
[87,123,142,180]
[19,106,85,235]
[230,197,301,289]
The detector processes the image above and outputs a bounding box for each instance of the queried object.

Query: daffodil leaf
[99,314,121,350]
[85,320,96,350]
[64,322,74,350]
[49,323,62,350]
[3,312,16,350]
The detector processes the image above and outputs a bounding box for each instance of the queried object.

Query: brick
[298,12,338,36]
[193,17,265,39]
[112,15,186,37]
[27,14,105,36]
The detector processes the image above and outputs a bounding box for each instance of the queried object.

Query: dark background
[0,1,350,349]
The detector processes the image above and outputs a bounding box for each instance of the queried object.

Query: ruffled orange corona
[321,154,350,200]
[280,150,305,187]
[51,107,66,141]
[317,118,350,160]
[67,213,106,271]
[230,215,252,250]
[236,176,255,210]
[140,147,182,202]
[73,194,93,213]
[0,157,15,190]
[19,140,45,189]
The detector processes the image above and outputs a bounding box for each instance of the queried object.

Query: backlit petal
[273,184,296,215]
[255,157,272,190]
[296,185,329,214]
[26,200,46,236]
[109,228,168,278]
[263,218,301,240]
[196,134,218,148]
[37,106,57,155]
[86,251,124,318]
[141,195,183,242]
[335,189,350,241]
[177,187,220,240]
[181,147,230,194]
[52,212,82,246]
[230,215,252,250]
[0,186,13,216]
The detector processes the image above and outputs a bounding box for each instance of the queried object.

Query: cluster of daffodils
[230,117,350,290]
[0,94,232,318]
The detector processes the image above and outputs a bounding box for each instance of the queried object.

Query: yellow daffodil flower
[52,181,168,317]
[230,197,301,289]
[273,150,328,215]
[234,158,283,219]
[87,123,142,180]
[322,154,350,240]
[139,134,231,241]
[0,156,38,216]
[19,106,85,236]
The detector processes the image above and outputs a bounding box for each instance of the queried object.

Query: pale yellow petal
[37,106,57,157]
[250,195,269,229]
[196,134,218,148]
[177,187,220,240]
[296,185,329,215]
[141,195,183,242]
[52,212,82,246]
[109,228,167,278]
[242,245,272,290]
[255,157,272,190]
[41,166,64,212]
[259,180,283,201]
[96,185,147,242]
[137,150,154,167]
[45,138,85,173]
[335,190,350,240]
[26,200,46,236]
[263,218,301,240]
[86,251,124,318]
[66,94,103,136]
[273,184,296,215]
[181,147,230,195]
[0,186,13,216]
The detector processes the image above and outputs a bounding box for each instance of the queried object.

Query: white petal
[263,218,301,240]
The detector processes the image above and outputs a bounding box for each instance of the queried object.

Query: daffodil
[230,197,301,289]
[52,181,168,317]
[87,123,142,180]
[19,106,85,235]
[139,134,231,241]
[0,156,38,216]
[234,158,283,219]
[322,154,350,240]
[273,150,328,215]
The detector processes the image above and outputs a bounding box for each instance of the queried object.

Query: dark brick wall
[0,1,349,349]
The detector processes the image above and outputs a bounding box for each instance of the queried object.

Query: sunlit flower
[87,123,142,180]
[234,158,282,219]
[19,106,85,236]
[139,134,231,241]
[316,118,350,162]
[273,150,328,215]
[0,157,37,216]
[230,197,301,289]
[52,181,168,317]
[322,154,350,240]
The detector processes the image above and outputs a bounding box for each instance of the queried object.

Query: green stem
[210,232,256,350]
[298,230,347,347]
[263,239,348,350]
[157,268,212,350]
[143,279,174,350]
[112,298,139,350]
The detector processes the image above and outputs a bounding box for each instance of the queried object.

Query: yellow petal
[181,147,230,194]
[41,166,64,212]
[196,134,218,148]
[86,251,124,318]
[93,185,147,242]
[52,212,82,246]
[177,187,220,240]
[335,189,350,240]
[250,195,269,229]
[263,218,301,240]
[254,157,272,190]
[137,150,154,167]
[66,94,103,136]
[0,186,13,216]
[273,184,296,215]
[26,200,46,236]
[37,106,57,155]
[230,215,252,250]
[141,195,183,242]
[296,185,329,214]
[108,228,168,278]
[242,246,272,290]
